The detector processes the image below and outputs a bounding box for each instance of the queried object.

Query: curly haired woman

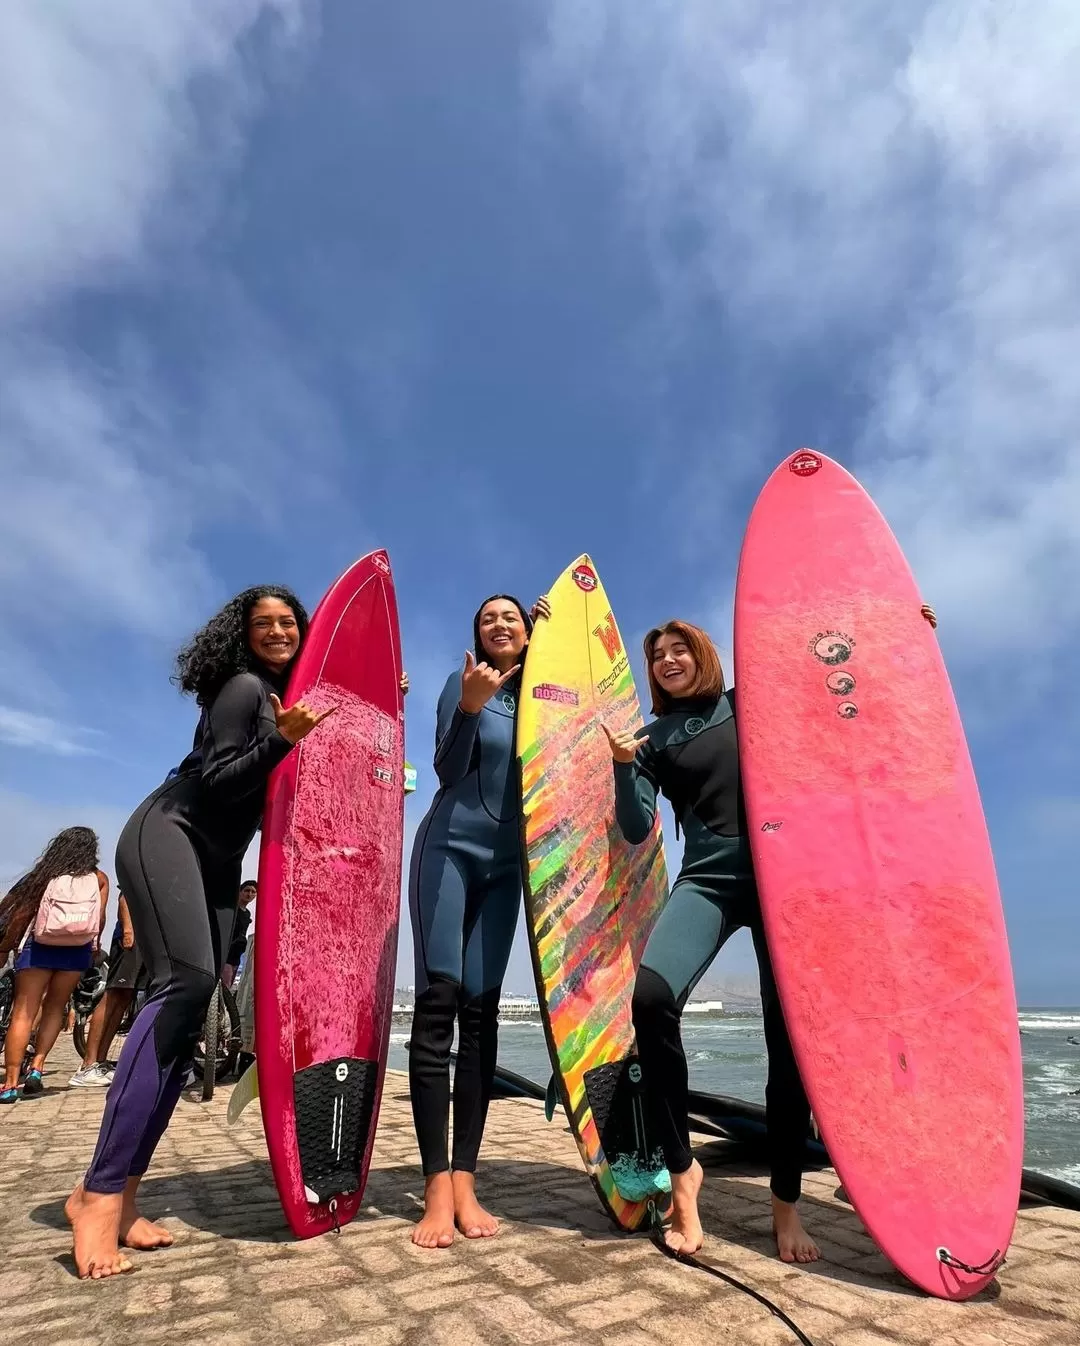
[65,586,337,1279]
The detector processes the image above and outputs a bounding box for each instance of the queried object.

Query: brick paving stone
[1010,1224,1080,1256]
[600,1328,665,1346]
[831,1330,906,1345]
[3,1043,1079,1346]
[477,1291,573,1342]
[642,1305,796,1346]
[567,1288,665,1328]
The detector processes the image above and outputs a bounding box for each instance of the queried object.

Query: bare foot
[665,1159,704,1255]
[452,1170,499,1239]
[412,1172,455,1249]
[772,1195,821,1264]
[64,1183,134,1280]
[120,1177,174,1251]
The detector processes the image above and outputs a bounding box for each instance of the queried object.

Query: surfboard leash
[646,1202,816,1346]
[936,1246,1005,1277]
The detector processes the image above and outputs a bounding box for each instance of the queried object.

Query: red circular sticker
[789,450,822,477]
[572,564,598,592]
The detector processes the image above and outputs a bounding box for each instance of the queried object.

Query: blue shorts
[14,939,94,973]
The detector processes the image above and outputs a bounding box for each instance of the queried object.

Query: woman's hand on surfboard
[603,722,648,764]
[920,603,937,630]
[530,595,552,622]
[400,672,410,695]
[459,651,521,714]
[269,693,337,744]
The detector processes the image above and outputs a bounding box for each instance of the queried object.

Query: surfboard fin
[227,1060,260,1125]
[544,1073,558,1122]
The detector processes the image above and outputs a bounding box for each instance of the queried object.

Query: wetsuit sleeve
[613,737,659,845]
[227,908,250,967]
[433,671,481,788]
[200,676,293,802]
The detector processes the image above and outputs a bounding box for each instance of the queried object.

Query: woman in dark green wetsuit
[606,611,936,1263]
[408,592,549,1250]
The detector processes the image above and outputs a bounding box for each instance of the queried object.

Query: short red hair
[643,621,725,716]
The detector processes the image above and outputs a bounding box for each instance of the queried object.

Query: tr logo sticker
[789,449,822,476]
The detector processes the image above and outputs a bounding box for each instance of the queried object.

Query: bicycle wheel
[72,1016,89,1060]
[201,990,220,1101]
[216,983,241,1081]
[0,971,14,1049]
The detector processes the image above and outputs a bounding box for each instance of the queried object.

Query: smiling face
[643,619,725,714]
[477,599,529,669]
[650,631,698,700]
[247,597,301,673]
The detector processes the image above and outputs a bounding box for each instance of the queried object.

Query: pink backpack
[33,872,102,946]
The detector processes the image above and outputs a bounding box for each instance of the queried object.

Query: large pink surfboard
[255,550,405,1239]
[734,450,1023,1299]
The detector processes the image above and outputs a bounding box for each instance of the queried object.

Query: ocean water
[388,1007,1080,1184]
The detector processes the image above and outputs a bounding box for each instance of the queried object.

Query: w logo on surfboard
[592,612,622,663]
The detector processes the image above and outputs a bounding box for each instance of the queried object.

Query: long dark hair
[0,826,100,964]
[174,585,309,706]
[472,594,534,662]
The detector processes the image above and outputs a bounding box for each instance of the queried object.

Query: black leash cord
[937,1246,1005,1277]
[647,1204,816,1346]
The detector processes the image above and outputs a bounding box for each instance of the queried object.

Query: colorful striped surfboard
[518,554,669,1230]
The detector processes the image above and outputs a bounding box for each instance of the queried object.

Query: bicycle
[69,960,238,1100]
[193,980,241,1101]
[70,958,123,1061]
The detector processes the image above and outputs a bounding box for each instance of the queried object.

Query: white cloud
[0,705,101,756]
[530,0,1080,672]
[0,0,308,316]
[1,339,215,636]
[0,1,325,712]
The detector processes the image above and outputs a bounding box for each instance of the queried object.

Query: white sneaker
[69,1064,112,1088]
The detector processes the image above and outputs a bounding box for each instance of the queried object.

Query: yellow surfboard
[518,554,668,1230]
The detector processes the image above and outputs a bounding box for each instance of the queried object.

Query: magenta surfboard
[255,550,405,1239]
[734,450,1023,1299]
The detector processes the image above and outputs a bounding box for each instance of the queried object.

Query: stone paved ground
[2,1038,1078,1345]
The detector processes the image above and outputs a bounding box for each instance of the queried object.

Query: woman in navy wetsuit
[409,592,548,1249]
[65,586,337,1280]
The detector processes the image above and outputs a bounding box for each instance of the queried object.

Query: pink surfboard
[734,450,1023,1299]
[255,550,405,1239]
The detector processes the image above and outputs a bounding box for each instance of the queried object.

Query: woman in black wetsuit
[606,608,936,1263]
[65,586,334,1280]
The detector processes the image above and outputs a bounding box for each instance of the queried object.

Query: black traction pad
[293,1056,378,1205]
[583,1056,647,1166]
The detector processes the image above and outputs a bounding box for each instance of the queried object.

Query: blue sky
[2,1,1077,1004]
